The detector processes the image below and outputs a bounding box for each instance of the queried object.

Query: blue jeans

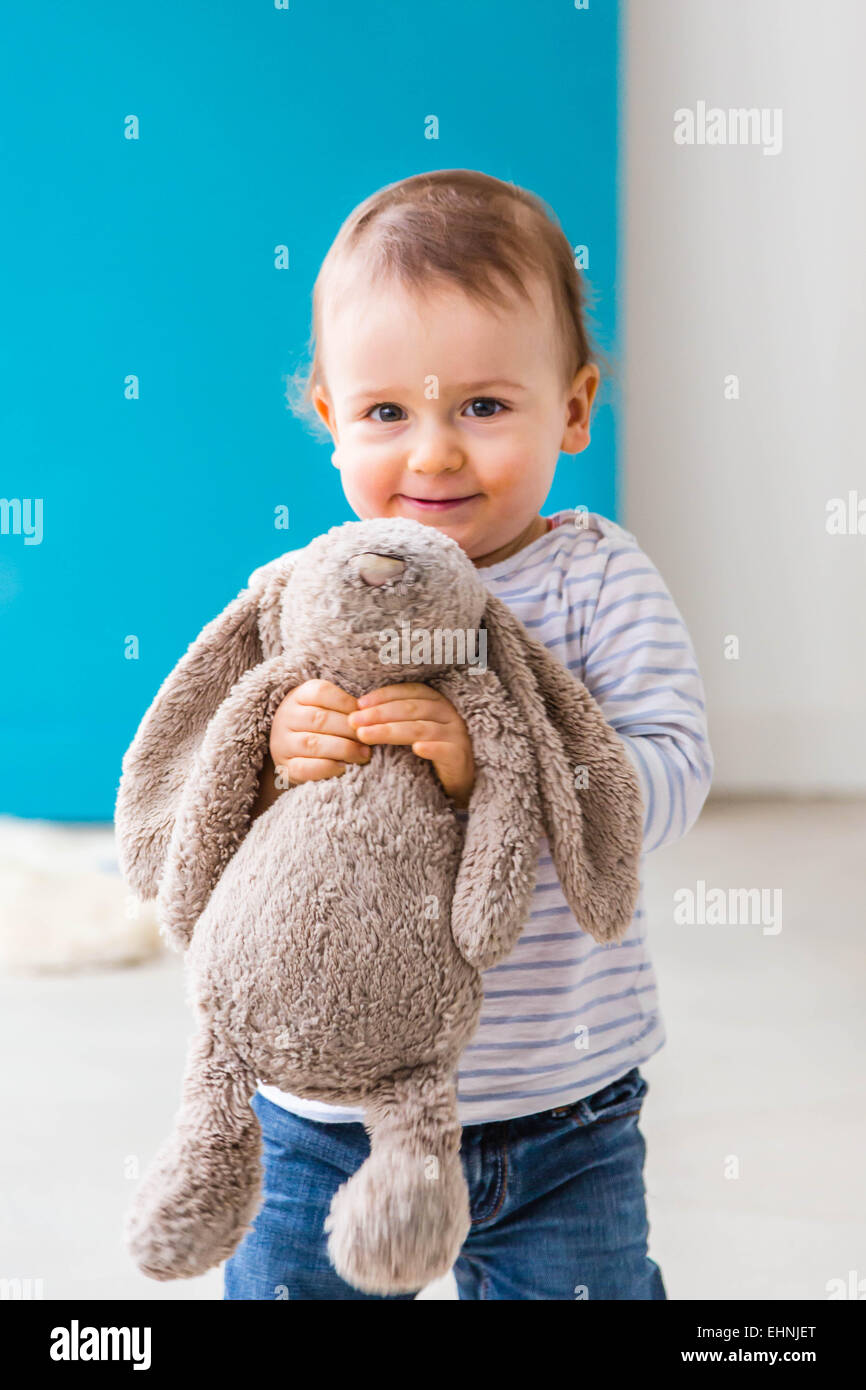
[223,1065,666,1301]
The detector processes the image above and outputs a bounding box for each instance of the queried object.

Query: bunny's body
[116,517,643,1294]
[188,746,481,1102]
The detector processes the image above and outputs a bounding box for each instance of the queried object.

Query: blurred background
[1,0,863,1301]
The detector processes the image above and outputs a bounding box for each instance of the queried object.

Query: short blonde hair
[286,168,609,435]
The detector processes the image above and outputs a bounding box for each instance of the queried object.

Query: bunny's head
[277,518,487,691]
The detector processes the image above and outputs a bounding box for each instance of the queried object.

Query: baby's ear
[114,554,295,901]
[480,592,643,944]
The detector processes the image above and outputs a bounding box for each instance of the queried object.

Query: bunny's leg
[324,1062,469,1296]
[124,1025,262,1281]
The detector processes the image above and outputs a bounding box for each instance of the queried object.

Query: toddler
[223,169,713,1300]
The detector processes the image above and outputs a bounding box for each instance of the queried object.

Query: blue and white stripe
[257,510,714,1124]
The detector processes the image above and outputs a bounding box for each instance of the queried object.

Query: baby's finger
[349,699,449,730]
[286,702,364,743]
[285,730,372,764]
[353,719,446,746]
[292,679,360,714]
[277,757,352,786]
[357,683,434,708]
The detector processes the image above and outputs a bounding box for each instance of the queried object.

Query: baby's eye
[464,397,505,418]
[367,403,406,423]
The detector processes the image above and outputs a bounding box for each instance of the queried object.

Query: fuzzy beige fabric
[115,517,643,1294]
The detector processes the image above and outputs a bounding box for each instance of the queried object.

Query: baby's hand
[270,679,372,787]
[347,683,475,809]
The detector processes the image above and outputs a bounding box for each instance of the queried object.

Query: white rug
[0,816,162,973]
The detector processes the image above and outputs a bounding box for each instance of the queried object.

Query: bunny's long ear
[431,667,542,973]
[156,653,301,952]
[114,553,296,901]
[480,592,643,945]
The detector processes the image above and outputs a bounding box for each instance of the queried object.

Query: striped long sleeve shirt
[257,508,714,1125]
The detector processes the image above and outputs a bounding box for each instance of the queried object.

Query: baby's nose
[352,552,406,587]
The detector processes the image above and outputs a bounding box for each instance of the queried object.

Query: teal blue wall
[1,0,621,819]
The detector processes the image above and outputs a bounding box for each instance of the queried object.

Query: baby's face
[313,273,596,563]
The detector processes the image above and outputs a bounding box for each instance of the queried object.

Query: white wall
[623,0,866,793]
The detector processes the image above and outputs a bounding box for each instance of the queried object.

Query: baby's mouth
[397,493,482,512]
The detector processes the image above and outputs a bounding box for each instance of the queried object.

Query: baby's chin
[392,509,490,553]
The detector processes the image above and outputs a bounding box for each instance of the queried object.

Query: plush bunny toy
[115,516,643,1295]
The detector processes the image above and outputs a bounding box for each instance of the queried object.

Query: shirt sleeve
[579,529,714,853]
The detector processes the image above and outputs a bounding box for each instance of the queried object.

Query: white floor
[1,798,863,1301]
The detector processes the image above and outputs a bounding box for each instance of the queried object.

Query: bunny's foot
[324,1065,469,1295]
[124,1031,262,1281]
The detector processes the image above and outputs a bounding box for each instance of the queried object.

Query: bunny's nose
[352,553,406,587]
